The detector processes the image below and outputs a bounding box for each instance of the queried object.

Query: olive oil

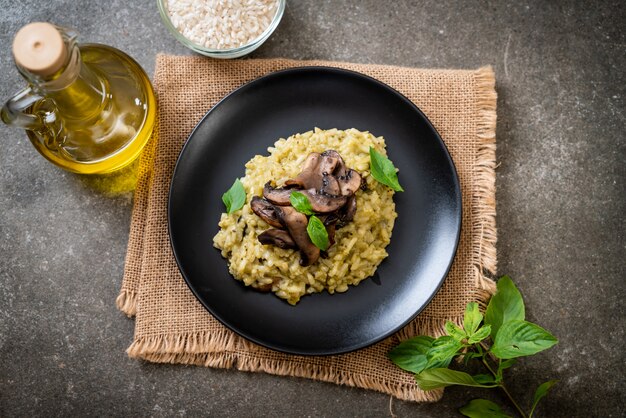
[2,23,155,174]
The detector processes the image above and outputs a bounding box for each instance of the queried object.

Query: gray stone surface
[0,0,624,416]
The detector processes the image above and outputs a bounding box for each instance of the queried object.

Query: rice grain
[166,0,279,50]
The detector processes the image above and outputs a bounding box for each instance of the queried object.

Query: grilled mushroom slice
[319,152,341,175]
[263,182,294,206]
[285,152,341,192]
[298,189,347,213]
[250,196,283,228]
[340,194,357,223]
[276,206,320,266]
[326,223,336,247]
[320,150,363,196]
[284,153,321,189]
[320,173,341,195]
[337,168,362,196]
[318,212,339,226]
[320,149,343,163]
[258,228,297,249]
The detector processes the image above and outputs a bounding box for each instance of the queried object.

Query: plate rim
[168,66,462,355]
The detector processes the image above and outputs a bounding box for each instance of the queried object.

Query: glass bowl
[157,0,285,59]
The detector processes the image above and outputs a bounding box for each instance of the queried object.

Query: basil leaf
[468,325,491,344]
[529,380,558,417]
[388,336,434,374]
[445,321,467,342]
[464,302,483,336]
[369,147,404,192]
[289,191,316,215]
[491,320,558,359]
[307,215,330,251]
[472,374,496,384]
[222,178,246,214]
[415,369,498,391]
[459,399,512,418]
[425,336,463,369]
[485,275,525,338]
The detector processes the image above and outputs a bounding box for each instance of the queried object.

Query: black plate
[169,67,461,356]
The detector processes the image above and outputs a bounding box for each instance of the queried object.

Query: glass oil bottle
[1,22,156,174]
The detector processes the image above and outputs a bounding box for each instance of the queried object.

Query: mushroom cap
[337,169,363,196]
[258,228,297,249]
[285,151,341,192]
[263,182,294,206]
[250,196,283,228]
[298,189,347,213]
[340,194,357,223]
[276,206,320,266]
[285,153,321,189]
[320,174,341,195]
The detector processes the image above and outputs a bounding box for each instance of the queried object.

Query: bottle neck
[16,26,77,90]
[18,35,108,123]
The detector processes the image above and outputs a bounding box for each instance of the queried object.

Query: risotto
[213,128,398,305]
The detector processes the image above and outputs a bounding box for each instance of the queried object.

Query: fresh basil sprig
[389,276,558,418]
[222,178,246,214]
[306,215,329,251]
[369,147,404,192]
[289,191,316,215]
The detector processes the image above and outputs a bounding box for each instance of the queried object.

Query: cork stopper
[13,22,67,77]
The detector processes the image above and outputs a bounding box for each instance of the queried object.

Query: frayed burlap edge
[115,289,138,317]
[471,66,498,305]
[126,316,448,402]
[121,65,498,403]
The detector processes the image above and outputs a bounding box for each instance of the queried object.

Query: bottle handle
[1,87,44,130]
[1,86,64,139]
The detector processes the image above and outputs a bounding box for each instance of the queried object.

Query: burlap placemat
[116,55,497,402]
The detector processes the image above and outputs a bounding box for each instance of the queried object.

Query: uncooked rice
[213,128,398,305]
[166,0,279,50]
